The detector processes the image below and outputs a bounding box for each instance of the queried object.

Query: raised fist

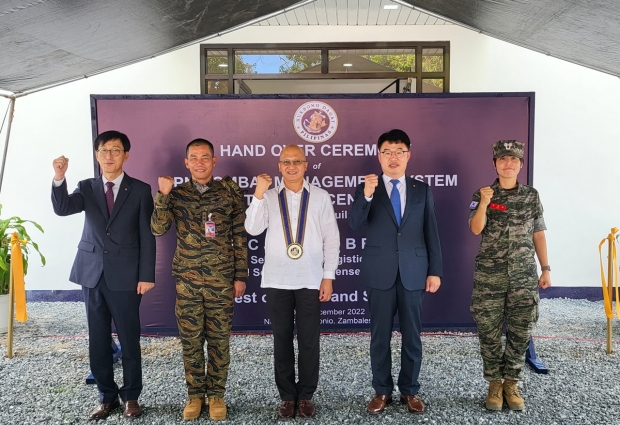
[254,174,273,200]
[363,174,379,198]
[53,156,69,180]
[479,186,494,207]
[158,176,174,195]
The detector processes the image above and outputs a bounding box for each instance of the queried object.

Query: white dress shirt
[365,174,406,216]
[245,179,340,290]
[101,173,124,201]
[53,172,125,201]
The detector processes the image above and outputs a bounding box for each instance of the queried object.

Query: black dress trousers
[83,274,143,403]
[265,287,321,401]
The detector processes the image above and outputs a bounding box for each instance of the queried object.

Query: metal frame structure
[200,42,450,94]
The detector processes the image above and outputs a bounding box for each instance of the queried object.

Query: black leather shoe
[89,398,120,420]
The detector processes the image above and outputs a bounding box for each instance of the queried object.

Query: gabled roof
[0,0,302,94]
[1,0,619,94]
[401,0,620,78]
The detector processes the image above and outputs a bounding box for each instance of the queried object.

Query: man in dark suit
[51,130,156,420]
[349,129,443,415]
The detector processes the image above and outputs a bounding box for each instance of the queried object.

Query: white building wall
[1,24,618,290]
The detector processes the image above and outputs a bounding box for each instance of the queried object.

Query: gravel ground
[1,299,620,425]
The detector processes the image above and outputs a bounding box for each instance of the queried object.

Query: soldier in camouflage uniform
[151,138,247,421]
[469,140,551,412]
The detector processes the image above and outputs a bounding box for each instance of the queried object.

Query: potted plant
[0,204,45,333]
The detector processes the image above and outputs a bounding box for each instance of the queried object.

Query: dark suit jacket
[349,175,442,291]
[51,174,156,291]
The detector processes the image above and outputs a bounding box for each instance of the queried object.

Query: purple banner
[92,94,533,331]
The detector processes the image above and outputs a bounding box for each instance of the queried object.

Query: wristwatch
[541,265,551,272]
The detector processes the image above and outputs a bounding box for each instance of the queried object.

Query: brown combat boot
[503,379,525,410]
[208,396,227,421]
[485,380,503,411]
[183,396,205,420]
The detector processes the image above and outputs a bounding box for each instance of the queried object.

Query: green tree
[279,54,416,73]
[421,54,443,73]
[361,54,415,72]
[206,55,255,74]
[278,54,322,73]
[205,53,255,94]
[277,53,443,74]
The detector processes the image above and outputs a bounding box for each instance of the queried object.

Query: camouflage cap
[492,140,524,159]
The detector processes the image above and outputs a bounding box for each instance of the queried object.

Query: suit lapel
[377,175,400,227]
[109,174,132,225]
[92,177,109,219]
[400,177,419,228]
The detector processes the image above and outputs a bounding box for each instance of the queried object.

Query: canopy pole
[0,96,16,194]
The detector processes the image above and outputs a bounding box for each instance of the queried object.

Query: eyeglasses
[96,148,124,157]
[380,149,409,158]
[279,160,307,166]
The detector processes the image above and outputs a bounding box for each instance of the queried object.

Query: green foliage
[0,204,45,295]
[278,53,410,74]
[279,54,322,74]
[206,56,256,74]
[422,55,443,73]
[205,54,256,94]
[278,53,443,74]
[423,78,444,89]
[361,54,415,72]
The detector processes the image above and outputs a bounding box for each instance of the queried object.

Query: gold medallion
[287,243,303,260]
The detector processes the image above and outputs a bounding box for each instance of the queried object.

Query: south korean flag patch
[469,201,479,210]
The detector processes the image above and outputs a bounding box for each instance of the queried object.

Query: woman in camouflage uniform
[469,140,551,412]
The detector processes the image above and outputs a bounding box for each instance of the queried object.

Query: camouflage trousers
[471,262,539,381]
[175,275,234,398]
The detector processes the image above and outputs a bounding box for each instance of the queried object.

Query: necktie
[105,181,115,215]
[390,179,401,226]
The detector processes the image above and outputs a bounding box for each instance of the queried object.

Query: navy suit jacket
[349,176,443,291]
[51,174,156,291]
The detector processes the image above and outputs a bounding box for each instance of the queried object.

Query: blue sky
[239,54,291,73]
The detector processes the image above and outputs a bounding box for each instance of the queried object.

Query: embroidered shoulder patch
[469,201,479,210]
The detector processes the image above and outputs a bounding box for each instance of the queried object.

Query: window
[200,42,450,94]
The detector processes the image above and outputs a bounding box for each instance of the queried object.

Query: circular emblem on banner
[293,101,338,143]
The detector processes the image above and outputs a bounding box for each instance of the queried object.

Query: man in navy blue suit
[52,130,156,420]
[349,129,443,415]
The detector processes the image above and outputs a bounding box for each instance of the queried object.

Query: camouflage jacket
[151,176,248,281]
[470,179,546,265]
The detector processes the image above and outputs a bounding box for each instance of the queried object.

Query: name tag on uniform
[205,213,216,238]
[489,203,507,211]
[205,222,216,238]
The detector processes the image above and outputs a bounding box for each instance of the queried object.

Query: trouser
[175,276,234,398]
[83,274,142,403]
[471,269,539,381]
[367,273,425,396]
[265,288,321,401]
